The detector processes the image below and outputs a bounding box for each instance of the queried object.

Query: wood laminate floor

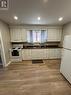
[0,60,71,95]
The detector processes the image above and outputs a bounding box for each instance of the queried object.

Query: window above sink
[27,30,47,43]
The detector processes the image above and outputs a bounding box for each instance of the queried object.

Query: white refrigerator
[60,35,71,84]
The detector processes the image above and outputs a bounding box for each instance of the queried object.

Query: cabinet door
[21,29,27,42]
[10,29,15,42]
[56,29,62,41]
[46,49,49,59]
[49,49,61,59]
[31,49,44,59]
[22,49,31,60]
[43,49,46,59]
[22,50,25,60]
[10,28,22,42]
[48,29,57,41]
[53,49,61,59]
[49,49,54,59]
[48,28,62,41]
[56,49,61,58]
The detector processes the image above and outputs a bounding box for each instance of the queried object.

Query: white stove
[10,47,22,62]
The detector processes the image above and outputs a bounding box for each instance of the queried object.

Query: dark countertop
[22,46,62,49]
[11,41,63,49]
[11,41,61,44]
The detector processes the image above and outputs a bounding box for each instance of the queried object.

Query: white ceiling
[0,0,71,25]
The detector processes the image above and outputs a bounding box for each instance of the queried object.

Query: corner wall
[62,23,71,40]
[60,23,71,47]
[0,21,11,67]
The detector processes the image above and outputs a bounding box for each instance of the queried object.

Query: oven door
[12,50,19,56]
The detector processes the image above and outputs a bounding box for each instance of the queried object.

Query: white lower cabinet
[56,49,61,58]
[48,49,61,59]
[22,49,32,60]
[46,49,49,59]
[49,49,56,59]
[22,48,61,60]
[31,49,44,59]
[43,49,47,59]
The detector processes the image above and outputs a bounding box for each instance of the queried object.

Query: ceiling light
[37,17,40,21]
[58,17,63,21]
[14,16,18,20]
[44,0,48,3]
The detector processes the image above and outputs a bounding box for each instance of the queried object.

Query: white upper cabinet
[10,28,27,42]
[47,28,62,41]
[21,29,27,42]
[10,26,62,42]
[10,28,22,42]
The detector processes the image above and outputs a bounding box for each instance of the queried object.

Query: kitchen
[10,26,62,61]
[0,0,71,95]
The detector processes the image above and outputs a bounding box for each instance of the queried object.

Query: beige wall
[0,21,11,67]
[60,23,71,46]
[62,23,71,41]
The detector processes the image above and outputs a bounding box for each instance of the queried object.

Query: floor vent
[32,60,43,64]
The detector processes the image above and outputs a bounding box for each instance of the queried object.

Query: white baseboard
[5,61,11,67]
